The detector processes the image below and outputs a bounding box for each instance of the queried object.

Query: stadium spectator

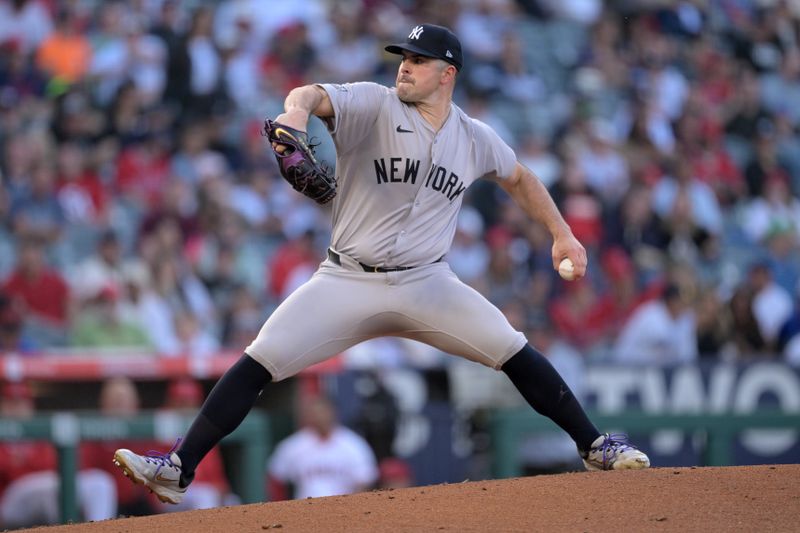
[0,0,53,55]
[728,282,768,357]
[10,161,65,245]
[80,376,159,517]
[260,22,317,98]
[114,129,173,210]
[70,284,150,351]
[744,125,793,199]
[549,277,618,354]
[220,284,264,351]
[88,2,143,105]
[2,237,71,347]
[652,157,724,238]
[747,261,793,354]
[267,229,319,301]
[612,283,698,365]
[55,141,108,226]
[35,7,91,84]
[184,6,224,119]
[575,119,630,207]
[687,118,745,207]
[694,286,734,359]
[724,69,771,155]
[68,229,142,304]
[549,157,605,251]
[167,310,220,359]
[603,184,669,274]
[314,3,379,83]
[0,381,116,528]
[0,39,48,103]
[517,133,561,189]
[760,48,800,127]
[741,173,800,245]
[0,291,34,354]
[151,0,191,111]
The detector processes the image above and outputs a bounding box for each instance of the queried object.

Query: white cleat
[113,447,187,504]
[581,433,651,471]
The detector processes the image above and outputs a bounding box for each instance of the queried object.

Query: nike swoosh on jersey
[396,125,414,133]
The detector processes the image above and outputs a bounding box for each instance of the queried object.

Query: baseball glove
[263,119,337,205]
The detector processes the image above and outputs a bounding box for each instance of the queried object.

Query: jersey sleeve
[317,82,388,153]
[471,119,517,181]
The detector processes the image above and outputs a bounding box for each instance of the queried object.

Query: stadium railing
[0,412,270,524]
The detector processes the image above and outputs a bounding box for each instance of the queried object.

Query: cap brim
[385,43,461,70]
[385,43,438,58]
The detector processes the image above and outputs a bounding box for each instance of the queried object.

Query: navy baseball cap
[385,24,463,71]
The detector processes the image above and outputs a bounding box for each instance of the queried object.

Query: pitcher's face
[396,52,446,103]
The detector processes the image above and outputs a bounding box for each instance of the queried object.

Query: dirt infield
[25,464,800,532]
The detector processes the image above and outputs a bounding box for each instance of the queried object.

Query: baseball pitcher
[114,23,649,505]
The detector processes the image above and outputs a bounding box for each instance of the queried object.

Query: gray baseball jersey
[322,82,517,266]
[247,82,526,381]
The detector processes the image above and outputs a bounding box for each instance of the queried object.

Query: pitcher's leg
[394,265,649,470]
[393,267,596,451]
[176,353,271,479]
[503,348,648,469]
[501,344,599,451]
[178,268,364,476]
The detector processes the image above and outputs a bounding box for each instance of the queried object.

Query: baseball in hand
[558,258,576,281]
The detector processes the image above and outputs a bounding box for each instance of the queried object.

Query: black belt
[327,248,436,273]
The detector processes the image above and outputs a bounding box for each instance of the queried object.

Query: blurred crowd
[0,0,800,367]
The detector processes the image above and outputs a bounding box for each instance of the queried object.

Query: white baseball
[558,258,576,281]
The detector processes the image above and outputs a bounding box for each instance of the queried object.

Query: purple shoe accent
[596,433,636,468]
[144,438,182,476]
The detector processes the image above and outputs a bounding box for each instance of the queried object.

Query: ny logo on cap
[409,26,424,40]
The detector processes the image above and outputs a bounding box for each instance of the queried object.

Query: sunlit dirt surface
[24,464,800,533]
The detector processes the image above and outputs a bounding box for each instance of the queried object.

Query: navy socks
[175,346,598,479]
[176,354,272,478]
[501,344,600,452]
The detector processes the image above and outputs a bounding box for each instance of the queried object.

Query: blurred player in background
[268,395,378,500]
[0,381,117,527]
[80,376,159,516]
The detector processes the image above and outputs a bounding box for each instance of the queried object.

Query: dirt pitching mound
[25,464,800,532]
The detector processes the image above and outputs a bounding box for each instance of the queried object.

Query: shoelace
[597,433,635,468]
[144,438,182,476]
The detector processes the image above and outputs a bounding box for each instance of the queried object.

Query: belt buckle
[373,265,380,273]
